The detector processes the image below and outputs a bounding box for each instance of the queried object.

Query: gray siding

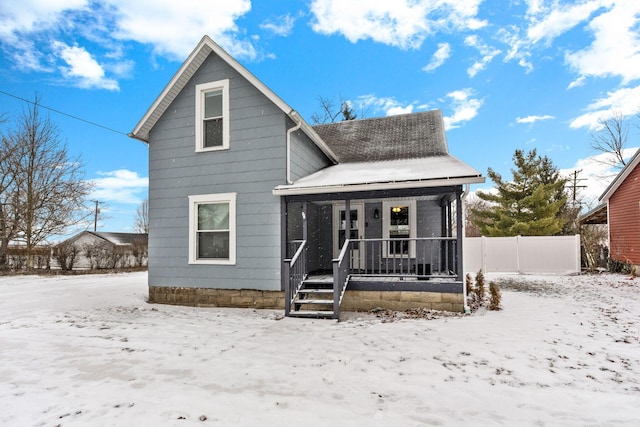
[148,52,289,291]
[288,123,331,181]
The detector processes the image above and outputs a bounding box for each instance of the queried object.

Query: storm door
[333,203,364,270]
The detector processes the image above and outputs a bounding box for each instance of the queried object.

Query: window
[189,193,236,264]
[195,80,229,152]
[382,200,416,257]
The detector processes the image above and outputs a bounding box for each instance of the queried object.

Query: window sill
[195,145,229,153]
[189,259,236,265]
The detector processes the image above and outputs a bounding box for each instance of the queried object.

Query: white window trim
[188,193,237,265]
[195,79,230,152]
[382,199,417,258]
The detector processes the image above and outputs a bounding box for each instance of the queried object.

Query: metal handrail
[331,239,351,319]
[284,240,307,316]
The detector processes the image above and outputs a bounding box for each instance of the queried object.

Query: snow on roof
[94,232,147,246]
[274,155,484,195]
[57,231,148,247]
[313,110,448,163]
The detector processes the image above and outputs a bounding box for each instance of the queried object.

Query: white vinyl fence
[464,235,581,275]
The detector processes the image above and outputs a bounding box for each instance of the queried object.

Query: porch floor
[307,273,458,284]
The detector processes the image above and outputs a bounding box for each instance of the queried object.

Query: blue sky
[1,0,639,241]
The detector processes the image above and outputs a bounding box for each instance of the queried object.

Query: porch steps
[289,277,336,319]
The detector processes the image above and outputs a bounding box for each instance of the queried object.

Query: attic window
[195,80,229,152]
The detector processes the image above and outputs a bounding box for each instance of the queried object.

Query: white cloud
[526,1,606,45]
[442,88,483,130]
[0,0,257,88]
[386,105,415,116]
[107,0,254,60]
[567,76,586,89]
[260,14,297,37]
[565,2,640,84]
[309,0,484,49]
[53,41,119,90]
[0,0,87,39]
[464,35,501,77]
[569,85,640,129]
[355,94,416,117]
[499,0,609,73]
[423,43,451,72]
[91,170,148,205]
[516,114,555,124]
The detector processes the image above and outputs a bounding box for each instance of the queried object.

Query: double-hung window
[189,193,236,264]
[382,200,416,257]
[195,80,229,151]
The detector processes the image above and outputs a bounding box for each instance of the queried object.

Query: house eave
[273,176,485,196]
[128,35,339,163]
[599,148,640,202]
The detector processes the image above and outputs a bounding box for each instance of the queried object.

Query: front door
[333,203,365,270]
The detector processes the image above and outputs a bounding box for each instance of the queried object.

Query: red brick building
[600,149,640,268]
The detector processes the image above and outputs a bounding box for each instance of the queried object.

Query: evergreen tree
[471,149,568,236]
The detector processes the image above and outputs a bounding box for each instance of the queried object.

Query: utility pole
[567,170,587,206]
[92,200,101,232]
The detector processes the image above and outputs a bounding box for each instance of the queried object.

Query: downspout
[286,112,303,185]
[461,183,471,314]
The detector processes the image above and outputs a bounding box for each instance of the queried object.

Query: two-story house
[130,35,484,318]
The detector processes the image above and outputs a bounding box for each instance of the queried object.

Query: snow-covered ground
[0,272,639,426]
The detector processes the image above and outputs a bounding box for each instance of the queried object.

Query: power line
[0,89,130,137]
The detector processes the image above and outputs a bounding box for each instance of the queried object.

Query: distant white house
[52,231,148,270]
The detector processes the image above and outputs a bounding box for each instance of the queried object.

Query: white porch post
[456,190,463,282]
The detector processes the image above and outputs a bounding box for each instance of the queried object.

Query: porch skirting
[148,286,464,313]
[342,290,464,313]
[148,286,285,309]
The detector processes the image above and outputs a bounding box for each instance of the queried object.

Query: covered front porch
[281,186,466,318]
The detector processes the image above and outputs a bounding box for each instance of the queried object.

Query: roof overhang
[599,148,640,202]
[129,35,338,163]
[273,156,484,196]
[578,202,608,225]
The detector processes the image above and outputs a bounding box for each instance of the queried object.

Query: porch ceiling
[273,155,484,196]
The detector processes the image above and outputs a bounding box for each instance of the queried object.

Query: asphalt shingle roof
[311,110,448,163]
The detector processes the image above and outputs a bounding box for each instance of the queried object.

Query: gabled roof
[92,232,148,246]
[273,155,484,195]
[599,148,640,202]
[313,110,448,163]
[58,231,148,247]
[274,109,484,195]
[129,35,338,162]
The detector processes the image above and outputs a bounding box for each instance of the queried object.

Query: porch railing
[284,239,307,316]
[287,239,305,258]
[332,238,351,319]
[349,237,458,278]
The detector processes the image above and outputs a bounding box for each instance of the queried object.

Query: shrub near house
[52,231,148,270]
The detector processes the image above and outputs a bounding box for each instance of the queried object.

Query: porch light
[391,206,402,213]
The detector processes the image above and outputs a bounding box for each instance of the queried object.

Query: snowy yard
[1,272,639,426]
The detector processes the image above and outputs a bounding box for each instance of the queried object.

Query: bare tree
[590,112,631,170]
[134,198,149,233]
[581,224,608,271]
[0,114,21,269]
[131,236,148,267]
[465,196,490,237]
[84,241,110,269]
[0,96,93,268]
[311,96,361,124]
[53,241,79,271]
